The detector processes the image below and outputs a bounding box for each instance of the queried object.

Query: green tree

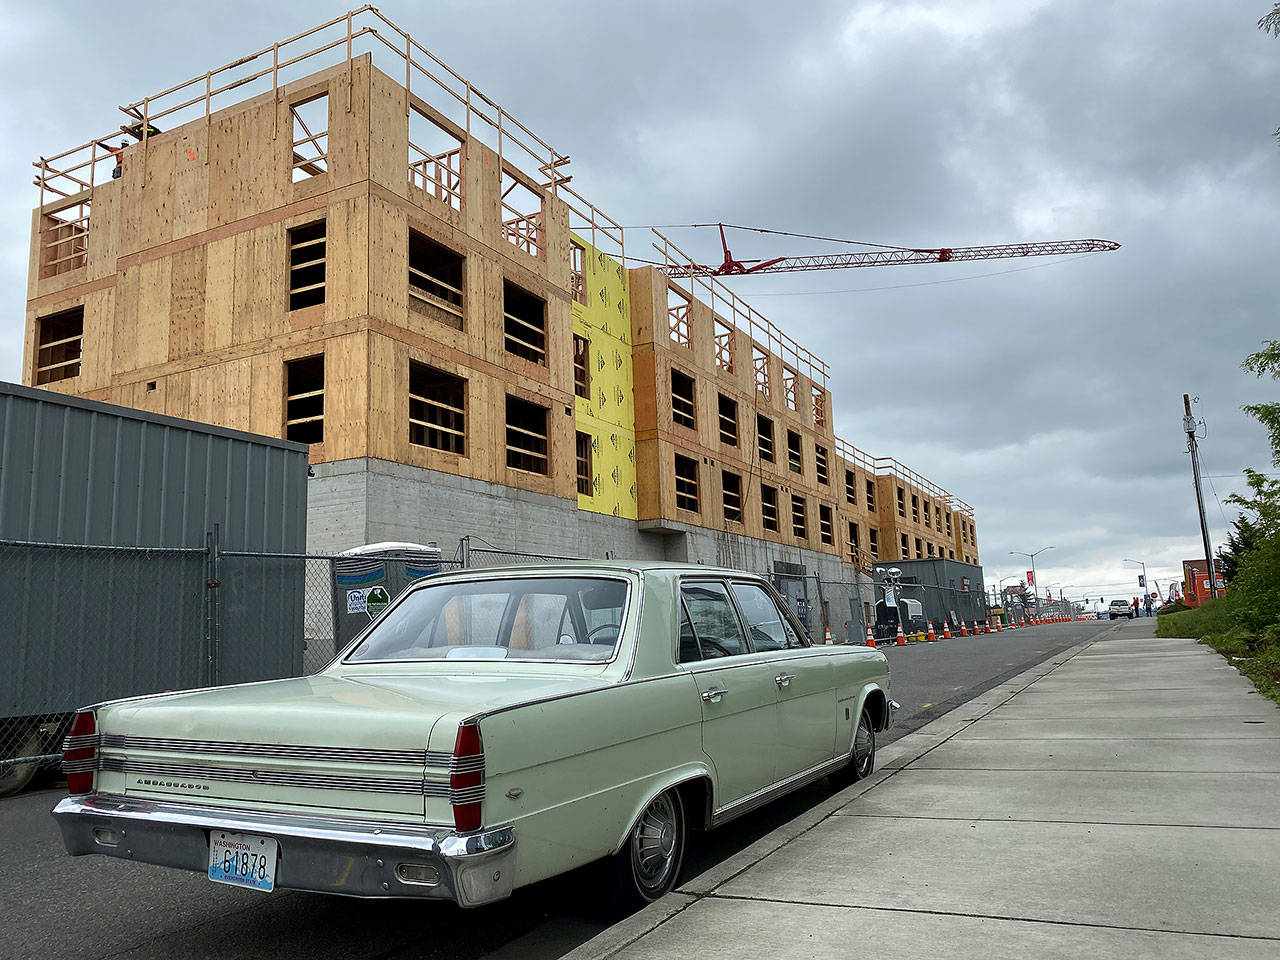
[1216,513,1263,582]
[1266,5,1280,142]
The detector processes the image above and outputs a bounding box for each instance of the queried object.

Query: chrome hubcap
[853,714,874,771]
[632,793,678,890]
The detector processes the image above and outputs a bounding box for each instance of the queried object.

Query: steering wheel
[586,623,622,645]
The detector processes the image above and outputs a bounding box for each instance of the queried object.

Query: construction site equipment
[663,224,1120,278]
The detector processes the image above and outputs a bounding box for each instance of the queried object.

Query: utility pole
[1183,394,1218,600]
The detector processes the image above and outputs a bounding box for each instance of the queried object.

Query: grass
[1158,595,1280,707]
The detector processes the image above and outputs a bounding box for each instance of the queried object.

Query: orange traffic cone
[942,621,952,639]
[959,619,968,636]
[865,625,876,648]
[926,621,936,642]
[824,627,834,645]
[994,618,1002,633]
[896,621,906,646]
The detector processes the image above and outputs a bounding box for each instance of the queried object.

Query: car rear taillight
[451,723,484,833]
[62,710,98,795]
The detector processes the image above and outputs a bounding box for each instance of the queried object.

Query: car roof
[429,560,771,579]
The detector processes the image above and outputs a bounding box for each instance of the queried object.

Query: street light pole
[1123,559,1149,600]
[1009,546,1055,610]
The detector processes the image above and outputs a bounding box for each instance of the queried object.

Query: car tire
[612,788,686,907]
[831,707,876,787]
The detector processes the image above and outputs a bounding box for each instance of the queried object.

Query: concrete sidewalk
[568,620,1280,959]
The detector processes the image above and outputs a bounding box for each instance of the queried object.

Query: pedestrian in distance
[1144,596,1153,617]
[1132,597,1141,618]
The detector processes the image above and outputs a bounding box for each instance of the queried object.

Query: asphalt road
[2,619,1115,960]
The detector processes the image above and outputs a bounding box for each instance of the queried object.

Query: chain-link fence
[1,534,980,796]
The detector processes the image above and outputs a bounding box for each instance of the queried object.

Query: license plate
[208,831,278,892]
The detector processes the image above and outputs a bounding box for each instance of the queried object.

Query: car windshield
[345,575,629,663]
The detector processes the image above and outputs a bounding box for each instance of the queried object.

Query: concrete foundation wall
[308,458,853,572]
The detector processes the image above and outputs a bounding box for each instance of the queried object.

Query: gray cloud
[1,0,1275,598]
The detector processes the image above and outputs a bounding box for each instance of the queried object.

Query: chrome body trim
[98,756,428,795]
[51,793,516,906]
[99,734,427,766]
[710,753,849,828]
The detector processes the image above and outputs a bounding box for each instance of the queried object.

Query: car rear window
[345,576,629,662]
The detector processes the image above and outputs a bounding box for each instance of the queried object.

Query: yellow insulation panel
[572,234,636,519]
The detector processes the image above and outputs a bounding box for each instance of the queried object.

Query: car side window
[678,602,701,663]
[731,582,805,651]
[680,582,747,659]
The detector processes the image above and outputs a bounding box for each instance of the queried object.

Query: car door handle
[701,687,728,703]
[775,673,796,687]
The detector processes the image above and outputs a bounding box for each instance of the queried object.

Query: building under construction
[22,9,981,631]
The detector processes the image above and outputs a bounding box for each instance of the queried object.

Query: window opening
[787,430,803,475]
[290,94,329,181]
[812,385,826,428]
[915,537,923,559]
[761,484,779,532]
[501,171,543,257]
[866,479,876,511]
[576,431,593,495]
[35,306,84,384]
[901,533,909,559]
[409,229,464,327]
[674,454,700,512]
[408,105,463,210]
[819,504,834,545]
[752,344,771,398]
[505,395,549,474]
[573,335,591,399]
[722,470,743,524]
[409,361,466,454]
[869,528,879,559]
[912,494,920,523]
[40,200,90,278]
[845,469,856,505]
[671,369,696,429]
[757,414,775,463]
[815,444,829,485]
[928,542,935,557]
[288,220,326,310]
[285,354,324,444]
[946,511,952,536]
[782,366,798,411]
[667,285,692,348]
[570,239,587,305]
[847,521,860,563]
[713,318,734,372]
[924,498,931,526]
[791,495,807,540]
[897,487,906,518]
[503,281,546,364]
[718,394,738,447]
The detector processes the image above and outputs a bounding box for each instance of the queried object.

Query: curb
[561,627,1123,960]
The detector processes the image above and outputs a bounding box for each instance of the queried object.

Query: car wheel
[831,707,876,786]
[613,788,686,906]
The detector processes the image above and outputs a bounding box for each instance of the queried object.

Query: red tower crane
[661,223,1120,278]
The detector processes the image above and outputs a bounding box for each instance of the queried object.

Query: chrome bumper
[884,699,900,731]
[52,794,516,907]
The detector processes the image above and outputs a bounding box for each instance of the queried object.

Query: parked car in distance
[1108,599,1135,619]
[53,563,896,907]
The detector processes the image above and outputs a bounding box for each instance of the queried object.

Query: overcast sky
[1,1,1276,604]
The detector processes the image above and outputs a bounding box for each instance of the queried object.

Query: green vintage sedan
[53,563,896,906]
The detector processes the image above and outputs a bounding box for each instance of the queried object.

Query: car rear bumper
[52,793,516,906]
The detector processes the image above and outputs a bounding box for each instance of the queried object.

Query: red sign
[1026,570,1035,585]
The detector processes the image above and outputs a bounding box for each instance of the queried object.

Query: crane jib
[661,238,1121,278]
